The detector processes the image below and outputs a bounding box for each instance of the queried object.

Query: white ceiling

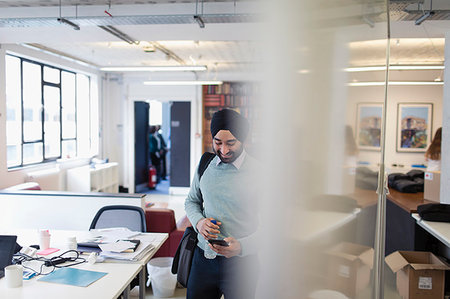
[0,0,241,7]
[0,1,263,80]
[0,0,448,80]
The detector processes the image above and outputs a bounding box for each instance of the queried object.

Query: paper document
[100,241,155,261]
[99,240,138,253]
[89,227,141,243]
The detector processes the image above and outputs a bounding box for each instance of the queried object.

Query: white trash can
[147,257,177,298]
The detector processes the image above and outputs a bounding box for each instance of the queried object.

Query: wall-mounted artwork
[397,103,433,152]
[356,103,383,151]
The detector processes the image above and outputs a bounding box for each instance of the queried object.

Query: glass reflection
[257,0,388,298]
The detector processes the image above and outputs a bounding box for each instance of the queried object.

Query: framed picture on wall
[396,103,433,152]
[356,103,383,151]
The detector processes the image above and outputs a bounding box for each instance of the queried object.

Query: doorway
[147,100,171,194]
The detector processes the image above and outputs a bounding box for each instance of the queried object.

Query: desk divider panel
[0,191,145,230]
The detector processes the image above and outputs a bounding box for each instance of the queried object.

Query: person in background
[425,127,442,171]
[184,108,260,299]
[149,125,161,182]
[156,125,168,180]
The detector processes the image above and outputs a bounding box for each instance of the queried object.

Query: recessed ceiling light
[345,65,444,72]
[348,81,444,86]
[100,65,207,72]
[144,80,223,86]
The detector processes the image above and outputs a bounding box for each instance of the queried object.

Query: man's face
[212,130,243,164]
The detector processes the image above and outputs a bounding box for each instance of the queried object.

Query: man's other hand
[210,237,241,258]
[196,218,221,240]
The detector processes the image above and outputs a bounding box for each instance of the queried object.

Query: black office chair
[90,205,147,232]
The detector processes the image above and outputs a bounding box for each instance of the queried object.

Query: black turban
[210,109,249,142]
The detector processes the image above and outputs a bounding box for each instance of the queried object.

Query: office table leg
[139,267,146,299]
[122,284,131,299]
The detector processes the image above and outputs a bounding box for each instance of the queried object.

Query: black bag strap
[171,153,215,276]
[198,152,215,180]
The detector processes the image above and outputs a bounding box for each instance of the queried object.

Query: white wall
[347,81,443,170]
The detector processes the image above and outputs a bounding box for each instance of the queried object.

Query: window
[6,54,95,168]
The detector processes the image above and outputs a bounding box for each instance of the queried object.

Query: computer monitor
[0,235,18,279]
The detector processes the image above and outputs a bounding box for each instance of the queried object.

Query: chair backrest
[90,205,147,232]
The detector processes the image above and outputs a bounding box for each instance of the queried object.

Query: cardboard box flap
[385,251,409,273]
[386,251,450,273]
[410,263,450,271]
[359,247,374,269]
[326,242,374,265]
[328,251,358,262]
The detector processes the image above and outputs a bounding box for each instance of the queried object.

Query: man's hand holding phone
[209,237,241,258]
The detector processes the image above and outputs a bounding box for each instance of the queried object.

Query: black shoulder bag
[171,152,215,287]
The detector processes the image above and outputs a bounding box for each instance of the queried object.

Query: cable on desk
[13,250,86,276]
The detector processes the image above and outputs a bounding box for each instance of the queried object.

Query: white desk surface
[412,213,450,248]
[0,261,142,299]
[293,208,361,242]
[0,229,168,299]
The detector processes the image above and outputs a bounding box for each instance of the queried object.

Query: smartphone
[208,239,229,247]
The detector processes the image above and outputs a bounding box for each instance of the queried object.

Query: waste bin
[147,257,177,297]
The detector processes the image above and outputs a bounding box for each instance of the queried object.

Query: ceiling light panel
[349,38,445,67]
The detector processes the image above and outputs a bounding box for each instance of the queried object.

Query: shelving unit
[66,162,119,193]
[202,82,258,153]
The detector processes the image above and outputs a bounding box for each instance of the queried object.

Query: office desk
[412,213,450,249]
[387,189,432,213]
[0,261,142,299]
[385,188,435,255]
[0,230,168,299]
[296,209,361,243]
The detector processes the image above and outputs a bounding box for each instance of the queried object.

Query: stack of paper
[99,241,155,261]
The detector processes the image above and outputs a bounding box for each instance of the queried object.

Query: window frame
[6,53,90,169]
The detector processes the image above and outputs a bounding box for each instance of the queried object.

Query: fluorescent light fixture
[57,18,80,30]
[348,81,444,87]
[415,11,435,26]
[194,15,205,28]
[98,25,138,45]
[144,80,223,86]
[100,65,207,72]
[345,65,444,72]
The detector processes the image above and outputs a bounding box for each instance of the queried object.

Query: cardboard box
[424,171,440,203]
[385,251,450,299]
[326,242,374,298]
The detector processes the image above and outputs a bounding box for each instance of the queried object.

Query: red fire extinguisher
[149,166,157,189]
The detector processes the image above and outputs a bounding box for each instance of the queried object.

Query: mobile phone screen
[208,239,229,247]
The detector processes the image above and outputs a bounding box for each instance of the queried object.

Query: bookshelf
[202,82,258,153]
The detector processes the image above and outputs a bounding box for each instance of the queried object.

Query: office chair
[90,205,147,232]
[90,205,147,294]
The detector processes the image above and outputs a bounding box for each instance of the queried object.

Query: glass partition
[258,0,390,298]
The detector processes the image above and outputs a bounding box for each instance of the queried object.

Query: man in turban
[184,108,259,299]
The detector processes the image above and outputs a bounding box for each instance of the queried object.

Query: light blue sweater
[184,154,259,257]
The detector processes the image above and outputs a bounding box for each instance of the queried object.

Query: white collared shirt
[216,150,247,170]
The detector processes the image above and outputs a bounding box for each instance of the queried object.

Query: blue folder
[38,268,107,287]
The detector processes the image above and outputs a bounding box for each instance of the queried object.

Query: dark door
[170,102,191,187]
[134,101,149,191]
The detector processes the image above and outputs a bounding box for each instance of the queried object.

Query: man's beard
[213,145,243,164]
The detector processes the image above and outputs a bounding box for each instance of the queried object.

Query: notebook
[38,268,107,287]
[0,235,18,279]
